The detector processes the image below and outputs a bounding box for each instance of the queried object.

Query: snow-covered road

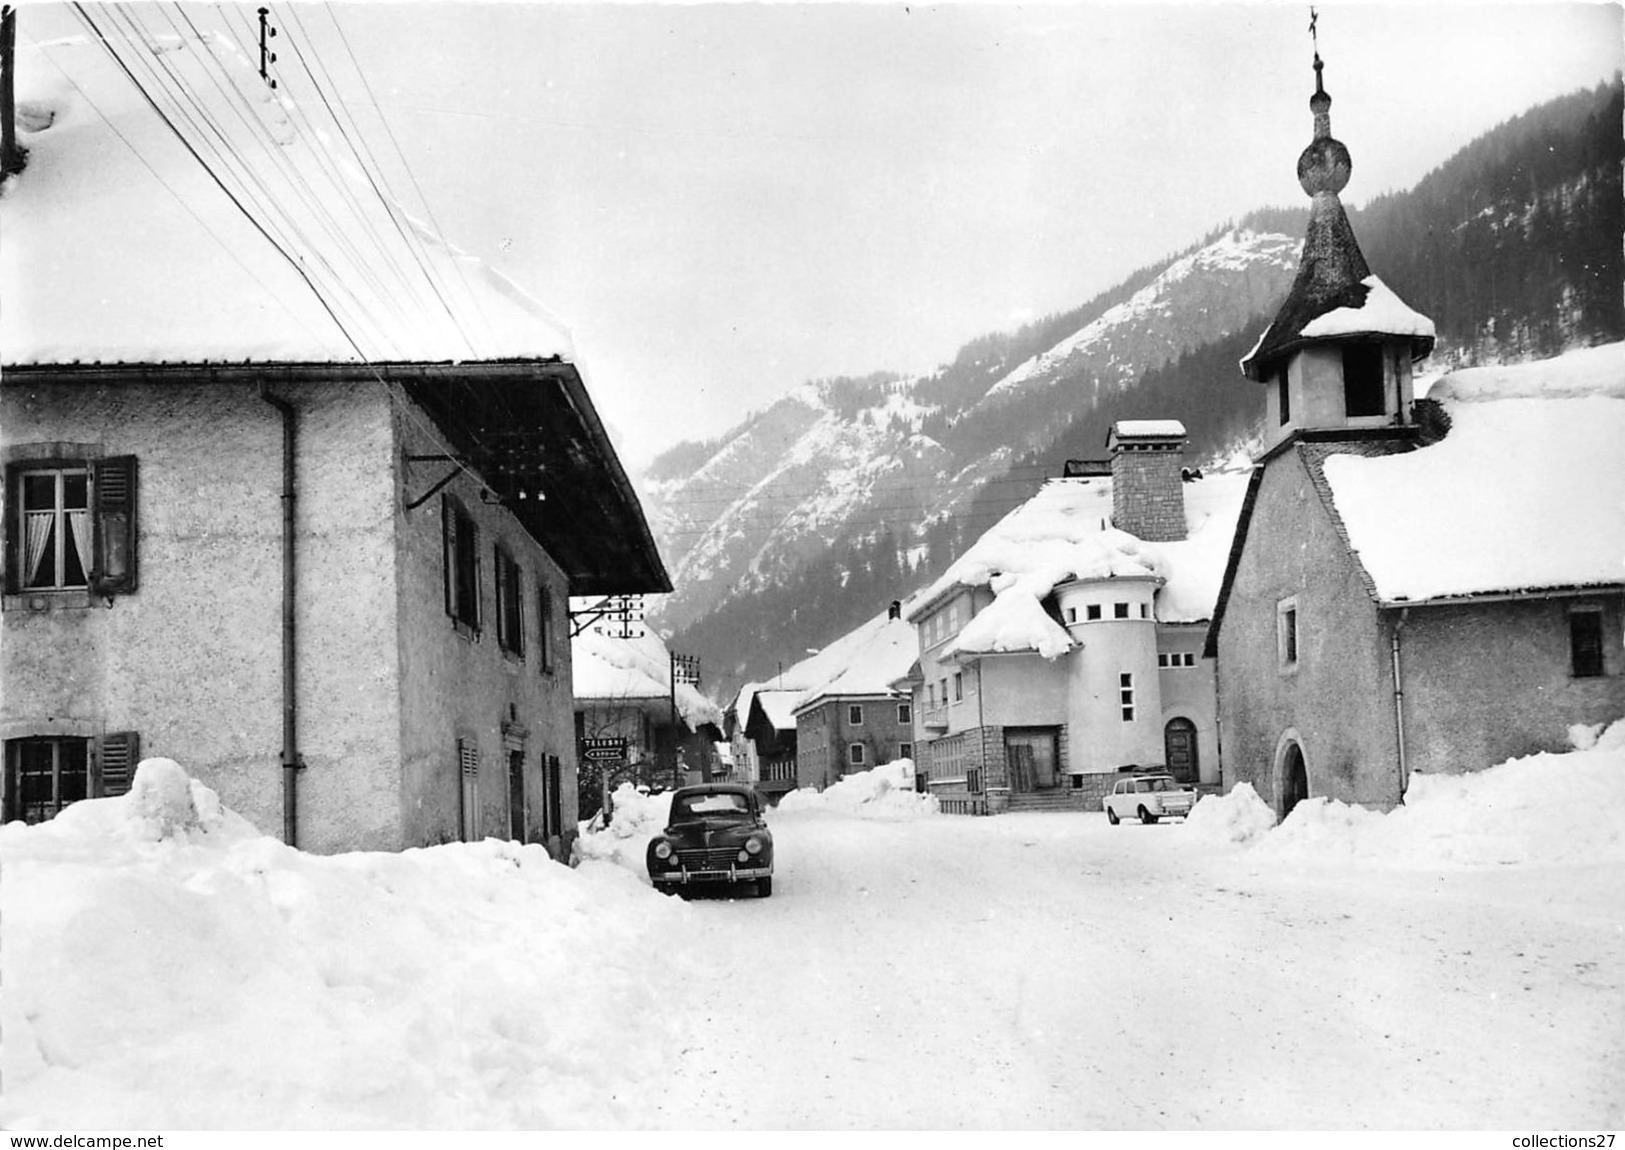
[5,747,1622,1130]
[643,808,1624,1129]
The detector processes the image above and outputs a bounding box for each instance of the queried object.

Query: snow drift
[0,760,692,1130]
[775,760,939,819]
[1185,718,1625,867]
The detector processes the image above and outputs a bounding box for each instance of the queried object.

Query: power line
[90,2,392,349]
[277,2,478,357]
[23,27,330,349]
[151,4,415,333]
[71,0,376,363]
[319,2,495,348]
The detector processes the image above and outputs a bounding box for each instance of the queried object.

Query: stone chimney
[1107,421,1188,542]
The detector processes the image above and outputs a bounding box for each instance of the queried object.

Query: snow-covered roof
[1321,343,1625,604]
[3,29,570,366]
[755,690,805,733]
[1299,276,1436,344]
[571,629,723,732]
[789,606,921,714]
[1113,419,1187,439]
[914,474,1251,659]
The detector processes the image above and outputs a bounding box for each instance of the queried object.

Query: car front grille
[676,847,742,871]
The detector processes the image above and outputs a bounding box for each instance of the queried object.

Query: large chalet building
[901,426,1247,814]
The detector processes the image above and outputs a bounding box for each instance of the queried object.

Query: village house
[1206,57,1625,815]
[0,32,669,854]
[902,433,1248,814]
[725,598,919,799]
[791,599,919,791]
[724,685,803,802]
[572,625,725,807]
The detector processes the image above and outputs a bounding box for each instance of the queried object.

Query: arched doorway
[1280,741,1309,818]
[1164,718,1198,784]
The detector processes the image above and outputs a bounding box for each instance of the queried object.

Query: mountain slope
[650,77,1623,694]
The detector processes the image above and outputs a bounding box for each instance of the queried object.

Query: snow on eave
[1378,581,1625,610]
[1299,276,1435,342]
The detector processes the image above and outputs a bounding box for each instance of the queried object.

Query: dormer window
[1342,344,1386,418]
[1275,367,1291,425]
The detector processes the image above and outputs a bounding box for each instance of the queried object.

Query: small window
[443,497,480,631]
[1140,603,1149,619]
[849,704,864,726]
[1114,602,1130,619]
[899,742,913,760]
[494,545,524,656]
[1184,653,1197,667]
[967,767,983,794]
[1570,610,1605,678]
[7,457,139,596]
[1158,653,1170,668]
[940,679,949,705]
[1343,344,1386,418]
[898,702,912,724]
[1276,368,1291,425]
[953,672,963,702]
[1278,598,1299,668]
[1120,673,1135,722]
[1086,604,1102,621]
[848,742,866,766]
[927,684,936,707]
[1066,606,1077,623]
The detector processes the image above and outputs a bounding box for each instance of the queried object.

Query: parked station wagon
[1103,773,1196,825]
[646,783,774,897]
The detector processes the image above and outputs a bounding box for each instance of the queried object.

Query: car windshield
[673,792,750,818]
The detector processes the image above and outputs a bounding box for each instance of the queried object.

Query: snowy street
[3,746,1623,1130]
[640,806,1624,1129]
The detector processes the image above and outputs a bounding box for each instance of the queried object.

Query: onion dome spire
[1297,51,1351,196]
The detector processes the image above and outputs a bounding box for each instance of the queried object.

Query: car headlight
[653,841,673,860]
[745,837,764,856]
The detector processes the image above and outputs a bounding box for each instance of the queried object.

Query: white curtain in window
[24,511,53,584]
[67,510,91,578]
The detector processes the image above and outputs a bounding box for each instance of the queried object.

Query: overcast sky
[28,2,1625,467]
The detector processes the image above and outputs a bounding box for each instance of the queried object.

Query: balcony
[758,759,797,789]
[922,705,949,730]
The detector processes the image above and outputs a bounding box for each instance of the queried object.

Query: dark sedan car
[646,783,774,898]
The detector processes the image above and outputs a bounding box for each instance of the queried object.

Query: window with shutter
[98,730,140,797]
[4,455,136,596]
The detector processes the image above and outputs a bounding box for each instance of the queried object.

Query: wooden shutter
[442,495,458,619]
[90,456,138,595]
[98,730,140,797]
[545,753,562,838]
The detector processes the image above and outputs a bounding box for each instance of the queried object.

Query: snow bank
[1183,782,1278,847]
[1,761,691,1130]
[573,782,672,873]
[777,760,938,819]
[1197,721,1625,869]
